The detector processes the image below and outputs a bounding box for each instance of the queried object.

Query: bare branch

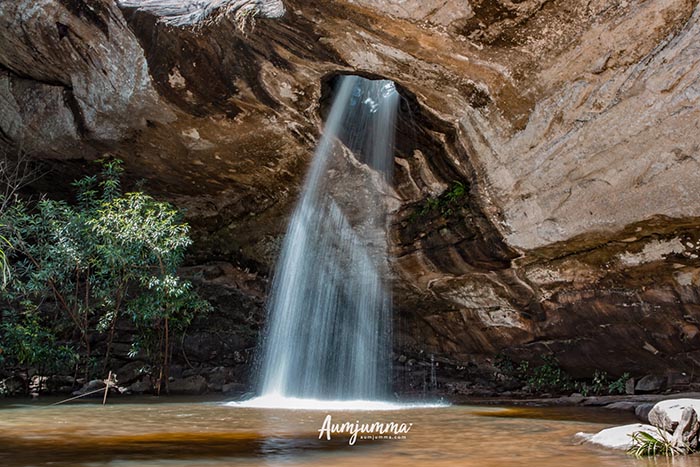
[0,150,47,216]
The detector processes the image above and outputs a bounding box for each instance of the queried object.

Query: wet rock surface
[168,375,208,395]
[577,423,659,450]
[649,399,700,433]
[580,398,700,454]
[1,0,700,394]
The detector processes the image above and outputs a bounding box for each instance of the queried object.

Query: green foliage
[0,159,210,387]
[444,181,466,202]
[608,372,631,394]
[495,354,574,393]
[494,353,517,375]
[591,370,609,394]
[628,430,685,457]
[495,354,631,395]
[410,181,467,221]
[0,309,77,375]
[523,356,575,393]
[575,371,631,396]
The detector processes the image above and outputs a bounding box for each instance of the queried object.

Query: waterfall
[256,75,399,401]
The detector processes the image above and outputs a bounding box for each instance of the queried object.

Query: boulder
[577,423,659,450]
[128,377,153,394]
[168,375,207,395]
[668,372,692,389]
[648,399,700,432]
[115,361,147,385]
[566,393,585,404]
[635,375,666,393]
[207,367,231,387]
[604,401,638,412]
[183,367,202,378]
[47,375,75,388]
[169,364,184,379]
[635,403,656,424]
[29,375,49,393]
[72,379,106,396]
[222,382,246,395]
[670,406,700,450]
[0,376,25,396]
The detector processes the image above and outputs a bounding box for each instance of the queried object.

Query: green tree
[0,159,210,392]
[90,189,210,393]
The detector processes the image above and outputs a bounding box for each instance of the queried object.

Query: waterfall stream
[255,75,399,402]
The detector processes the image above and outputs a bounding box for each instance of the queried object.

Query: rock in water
[128,377,153,394]
[648,399,700,432]
[635,403,656,424]
[670,406,700,451]
[115,361,148,386]
[72,379,106,396]
[577,424,660,450]
[604,401,638,412]
[168,375,208,395]
[584,399,700,454]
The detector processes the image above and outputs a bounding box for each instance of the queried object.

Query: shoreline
[3,391,699,410]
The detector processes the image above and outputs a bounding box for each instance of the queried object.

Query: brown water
[1,398,700,467]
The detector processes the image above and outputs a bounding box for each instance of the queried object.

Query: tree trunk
[163,316,170,394]
[102,284,125,374]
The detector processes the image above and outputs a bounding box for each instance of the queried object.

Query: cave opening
[320,72,518,344]
[319,72,465,194]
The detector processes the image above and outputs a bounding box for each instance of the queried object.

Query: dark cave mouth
[320,72,424,162]
[318,71,470,195]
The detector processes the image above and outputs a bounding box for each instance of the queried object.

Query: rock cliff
[2,0,700,390]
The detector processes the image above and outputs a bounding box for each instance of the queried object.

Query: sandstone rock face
[2,0,700,386]
[0,0,173,150]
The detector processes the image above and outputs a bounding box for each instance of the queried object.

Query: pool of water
[1,398,699,466]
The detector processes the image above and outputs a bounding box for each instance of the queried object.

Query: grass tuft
[627,429,686,458]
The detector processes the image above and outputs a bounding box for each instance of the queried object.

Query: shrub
[495,354,631,396]
[0,159,210,393]
[608,372,630,395]
[0,310,78,376]
[628,429,686,457]
[523,356,575,393]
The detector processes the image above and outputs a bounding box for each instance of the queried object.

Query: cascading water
[252,75,399,404]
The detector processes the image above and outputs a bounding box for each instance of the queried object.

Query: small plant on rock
[409,181,469,221]
[628,429,686,458]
